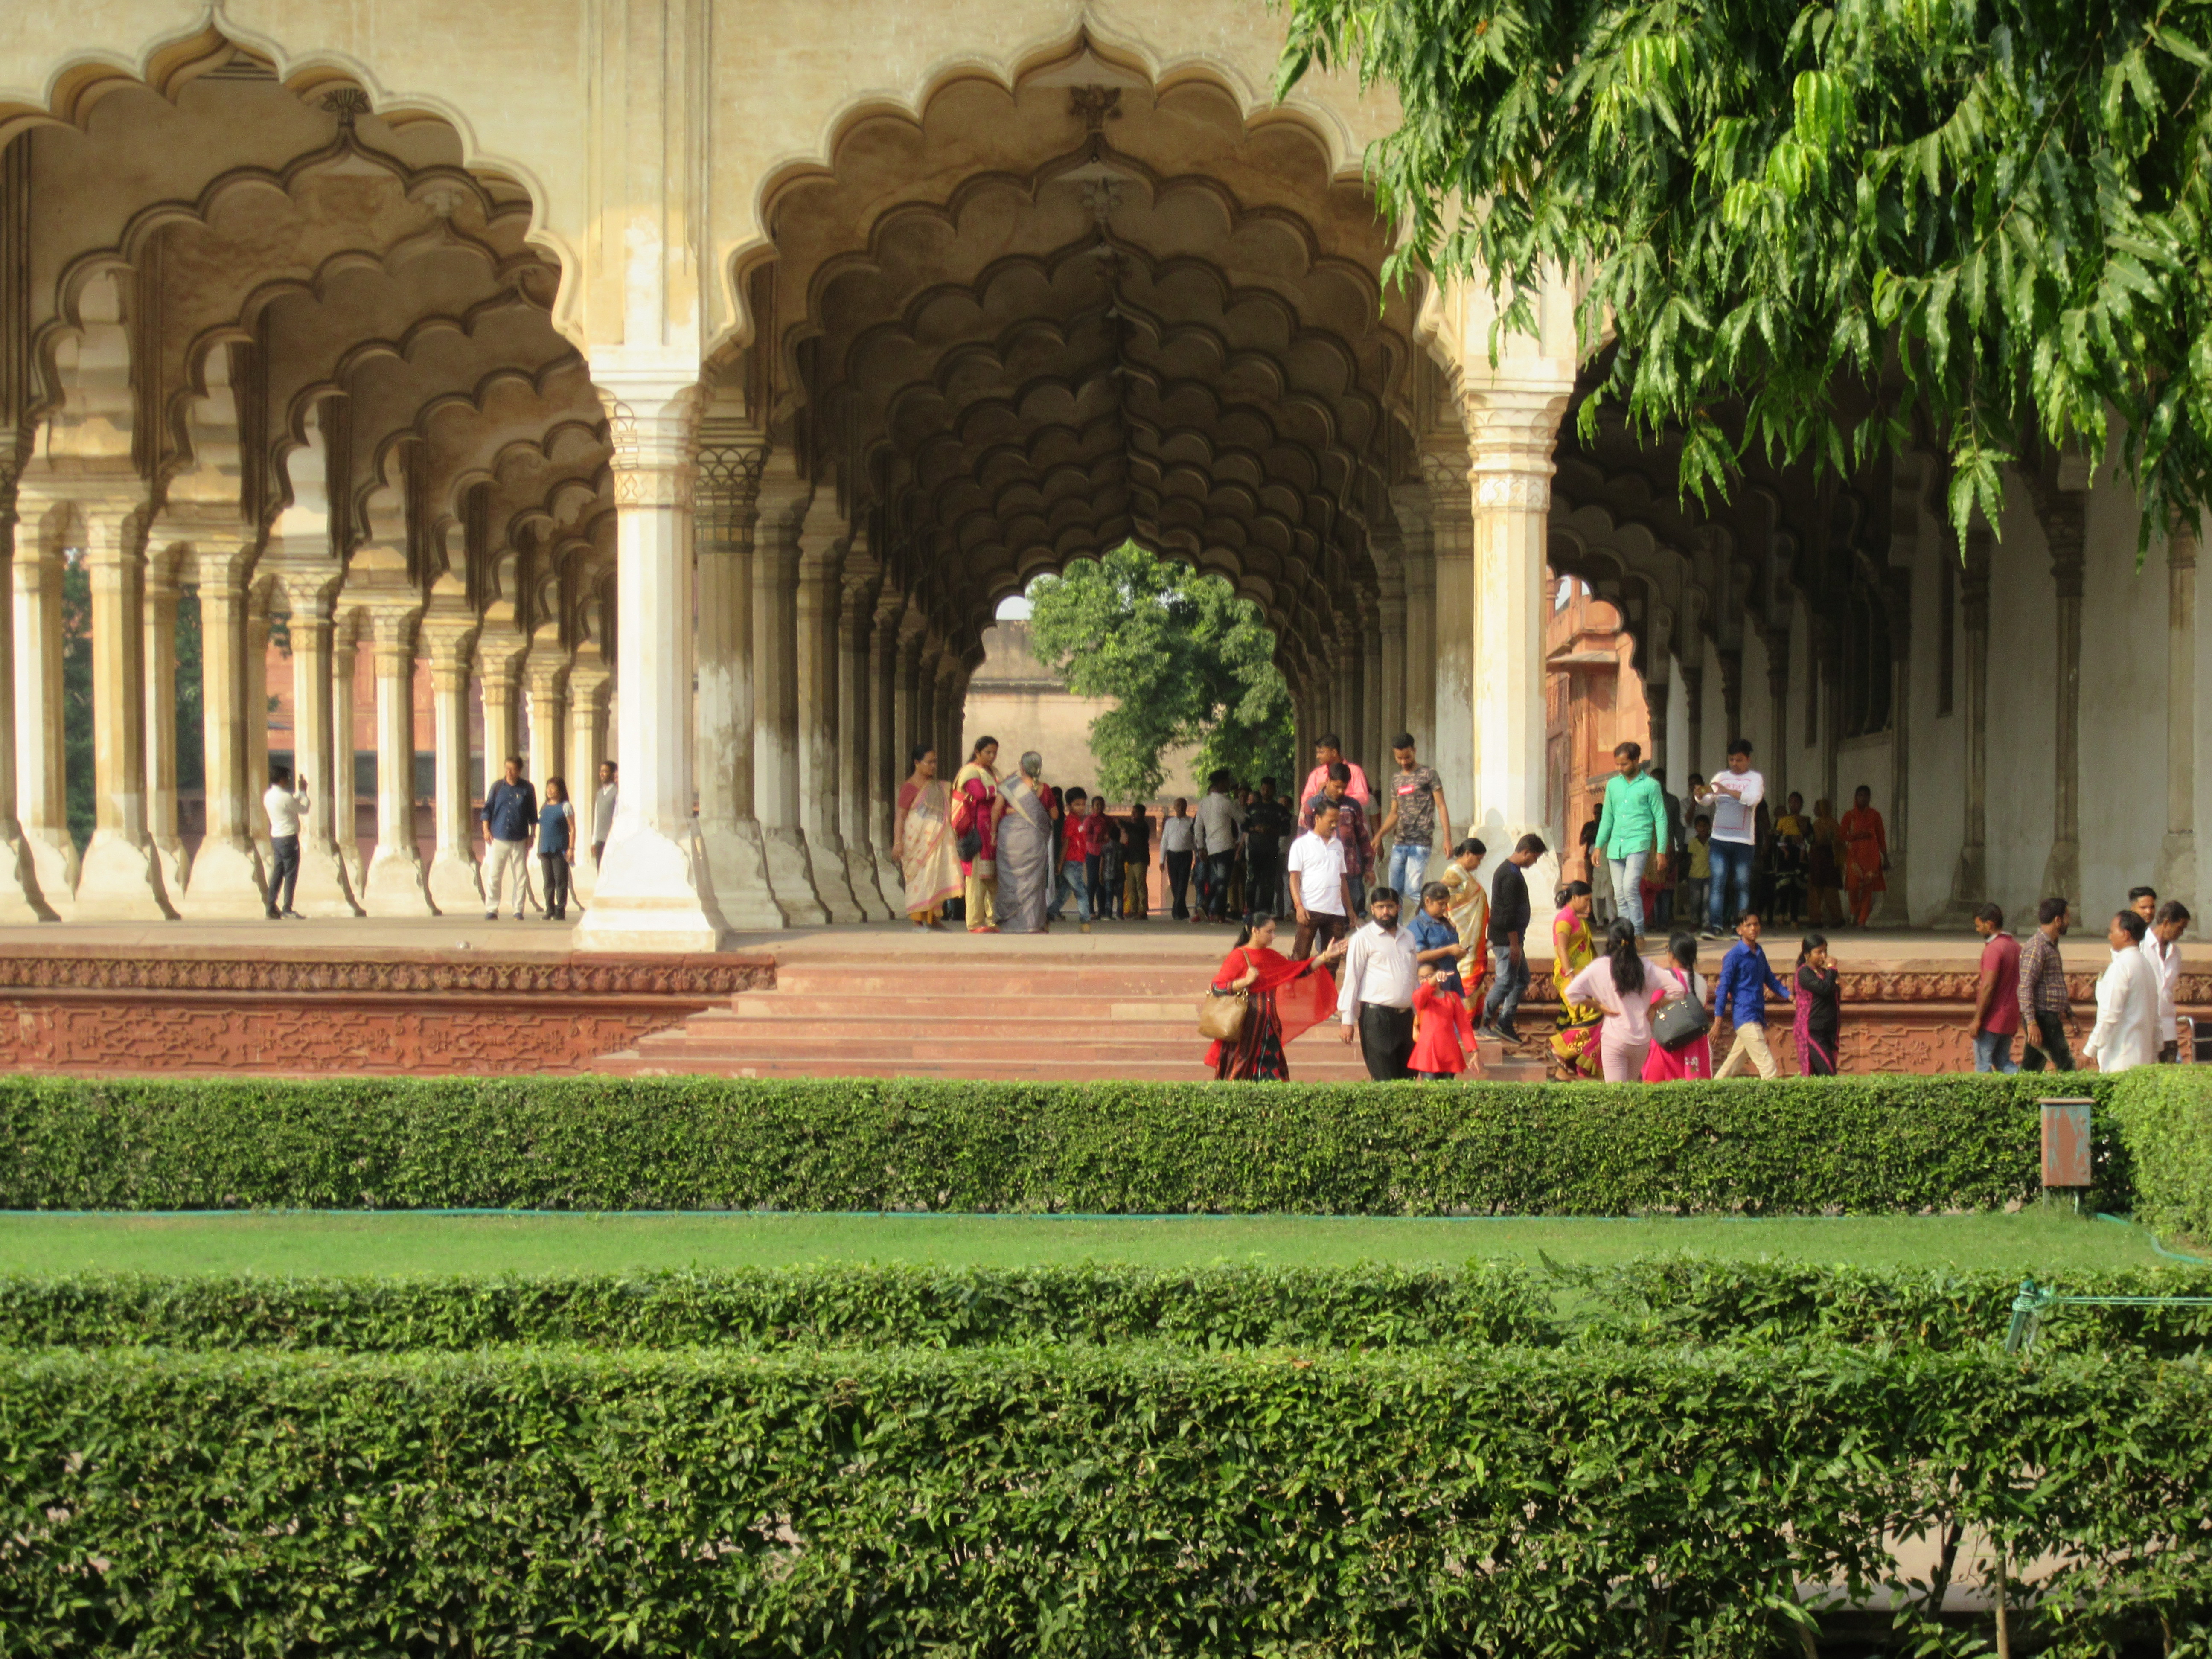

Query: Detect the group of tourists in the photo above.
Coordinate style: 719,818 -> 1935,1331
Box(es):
1968,887 -> 2189,1076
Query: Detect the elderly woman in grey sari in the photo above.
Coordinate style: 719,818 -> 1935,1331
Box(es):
995,751 -> 1057,933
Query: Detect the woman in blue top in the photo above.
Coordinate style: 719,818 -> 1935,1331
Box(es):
538,776 -> 576,921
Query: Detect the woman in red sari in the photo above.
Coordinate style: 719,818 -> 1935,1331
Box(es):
1840,784 -> 1888,927
1205,914 -> 1344,1080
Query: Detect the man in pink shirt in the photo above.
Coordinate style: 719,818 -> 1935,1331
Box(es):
1299,733 -> 1371,824
1970,902 -> 2022,1072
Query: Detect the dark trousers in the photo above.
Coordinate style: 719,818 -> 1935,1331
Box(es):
1483,944 -> 1530,1038
1165,849 -> 1193,918
1292,911 -> 1347,961
1198,850 -> 1234,917
1358,1002 -> 1416,1080
2022,1011 -> 2076,1072
540,852 -> 571,918
267,834 -> 300,914
1245,844 -> 1280,917
1085,855 -> 1104,916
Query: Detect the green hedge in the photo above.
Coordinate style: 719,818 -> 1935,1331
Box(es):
3,1344 -> 2205,1655
0,1071 -> 2136,1215
2110,1064 -> 2212,1243
5,1259 -> 2209,1356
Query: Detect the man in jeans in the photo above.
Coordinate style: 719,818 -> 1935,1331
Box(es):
482,754 -> 538,920
1194,772 -> 1242,922
1693,739 -> 1764,937
2017,896 -> 2076,1071
1376,733 -> 1450,903
1477,834 -> 1544,1043
1048,786 -> 1092,925
1970,902 -> 2022,1072
1591,739 -> 1668,937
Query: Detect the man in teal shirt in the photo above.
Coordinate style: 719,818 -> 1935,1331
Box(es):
1593,741 -> 1669,937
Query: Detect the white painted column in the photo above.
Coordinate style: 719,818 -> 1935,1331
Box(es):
1378,576 -> 1407,756
752,472 -> 829,925
573,383 -> 730,952
279,578 -> 361,917
693,425 -> 784,929
76,503 -> 174,920
362,606 -> 434,914
795,506 -> 863,923
566,652 -> 610,908
867,594 -> 908,906
1425,450 -> 1477,826
838,577 -> 892,919
13,533 -> 76,912
179,549 -> 267,917
1403,545 -> 1437,760
332,612 -> 365,895
246,582 -> 274,874
524,646 -> 568,800
477,641 -> 525,795
420,616 -> 483,914
2158,518 -> 2199,922
141,548 -> 189,898
0,477 -> 54,920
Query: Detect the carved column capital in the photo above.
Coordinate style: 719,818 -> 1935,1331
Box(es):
597,382 -> 704,510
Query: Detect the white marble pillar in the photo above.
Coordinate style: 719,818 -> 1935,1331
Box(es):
278,578 -> 361,916
420,617 -> 483,914
141,548 -> 189,898
246,582 -> 274,874
477,641 -> 525,795
751,472 -> 830,925
894,620 -> 925,782
76,504 -> 174,920
524,646 -> 568,801
1425,452 -> 1477,824
795,511 -> 863,923
362,606 -> 433,914
573,381 -> 730,951
0,477 -> 54,920
867,595 -> 908,907
332,612 -> 365,895
13,534 -> 76,912
1360,606 -> 1386,774
693,427 -> 785,931
1378,576 -> 1407,757
179,550 -> 267,917
838,577 -> 892,919
1403,546 -> 1437,760
2158,518 -> 2199,923
566,653 -> 610,908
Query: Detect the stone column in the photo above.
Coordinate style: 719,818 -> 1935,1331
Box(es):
912,635 -> 939,777
751,472 -> 829,925
1943,522 -> 1994,913
838,576 -> 892,918
1679,660 -> 1705,788
2157,517 -> 2199,923
868,594 -> 907,906
1378,575 -> 1407,758
1401,550 -> 1436,759
1764,650 -> 1790,816
1360,605 -> 1386,770
13,533 -> 76,911
331,612 -> 365,895
179,549 -> 267,917
1422,451 -> 1476,821
566,652 -> 610,908
2034,477 -> 2088,903
573,382 -> 729,951
420,615 -> 483,914
361,605 -> 433,914
795,508 -> 863,922
477,640 -> 525,792
141,547 -> 189,897
76,504 -> 174,920
894,618 -> 925,783
1327,625 -> 1355,752
278,577 -> 361,916
935,652 -> 964,768
0,477 -> 55,920
692,423 -> 784,930
246,582 -> 274,873
524,646 -> 568,802
1467,391 -> 1569,859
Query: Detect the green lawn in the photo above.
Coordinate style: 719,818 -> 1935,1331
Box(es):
0,1207 -> 2171,1278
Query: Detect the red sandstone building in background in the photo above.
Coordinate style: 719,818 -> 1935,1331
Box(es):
1546,575 -> 1652,880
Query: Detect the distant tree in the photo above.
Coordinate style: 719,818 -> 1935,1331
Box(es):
1025,543 -> 1296,801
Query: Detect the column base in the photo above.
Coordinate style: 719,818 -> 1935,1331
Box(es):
2156,831 -> 2197,928
73,830 -> 178,922
362,844 -> 438,916
839,840 -> 892,922
573,825 -> 732,952
872,842 -> 906,919
762,827 -> 830,926
341,841 -> 367,896
23,829 -> 79,921
428,846 -> 483,914
0,832 -> 60,923
179,838 -> 270,919
151,835 -> 190,901
806,829 -> 867,923
1875,853 -> 1910,926
701,818 -> 789,932
293,844 -> 364,918
1934,845 -> 1989,925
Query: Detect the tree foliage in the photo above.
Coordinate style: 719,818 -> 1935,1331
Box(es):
1025,543 -> 1294,800
1278,0 -> 2212,546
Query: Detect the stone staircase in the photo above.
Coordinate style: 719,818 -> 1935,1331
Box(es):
594,941 -> 1542,1082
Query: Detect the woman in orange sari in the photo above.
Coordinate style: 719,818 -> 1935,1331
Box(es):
1205,914 -> 1344,1080
1840,784 -> 1889,927
1550,882 -> 1604,1079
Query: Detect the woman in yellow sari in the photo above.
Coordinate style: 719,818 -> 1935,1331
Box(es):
1550,881 -> 1604,1078
892,745 -> 963,928
1438,838 -> 1491,999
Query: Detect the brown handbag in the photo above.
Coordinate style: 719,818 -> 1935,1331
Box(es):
1199,987 -> 1248,1042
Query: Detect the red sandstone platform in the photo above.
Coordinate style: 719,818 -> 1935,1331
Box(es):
1,917 -> 2205,1080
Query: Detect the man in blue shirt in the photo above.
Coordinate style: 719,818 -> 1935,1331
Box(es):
481,754 -> 538,921
1714,910 -> 1791,1077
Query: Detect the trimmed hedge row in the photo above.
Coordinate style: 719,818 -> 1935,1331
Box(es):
3,1343 -> 2206,1655
4,1259 -> 2209,1355
0,1071 -> 2141,1214
2110,1062 -> 2212,1243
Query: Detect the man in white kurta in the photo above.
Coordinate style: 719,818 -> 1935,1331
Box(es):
2084,911 -> 2163,1074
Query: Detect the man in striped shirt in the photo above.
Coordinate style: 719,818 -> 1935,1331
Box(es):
2017,896 -> 2077,1072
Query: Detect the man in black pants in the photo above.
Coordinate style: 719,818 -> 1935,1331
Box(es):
1335,885 -> 1420,1079
1241,777 -> 1289,919
1478,834 -> 1545,1043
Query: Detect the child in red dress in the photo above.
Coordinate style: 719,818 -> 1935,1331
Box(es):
1409,963 -> 1480,1079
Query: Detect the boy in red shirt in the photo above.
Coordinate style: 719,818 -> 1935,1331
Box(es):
1409,961 -> 1480,1079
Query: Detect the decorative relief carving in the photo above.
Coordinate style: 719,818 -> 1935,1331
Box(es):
1473,471 -> 1553,511
0,953 -> 769,998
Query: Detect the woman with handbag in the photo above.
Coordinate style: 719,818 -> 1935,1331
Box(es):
1202,914 -> 1345,1080
1560,916 -> 1668,1082
951,736 -> 1005,933
1641,930 -> 1715,1080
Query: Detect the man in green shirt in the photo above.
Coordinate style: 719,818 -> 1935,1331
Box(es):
1593,741 -> 1669,937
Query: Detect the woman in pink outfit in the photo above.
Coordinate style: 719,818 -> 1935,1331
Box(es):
1641,929 -> 1714,1081
1560,917 -> 1667,1082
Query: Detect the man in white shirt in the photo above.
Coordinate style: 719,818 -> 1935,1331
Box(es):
1286,801 -> 1352,960
260,766 -> 307,920
2141,899 -> 2189,1061
1193,772 -> 1243,923
1160,797 -> 1196,920
591,760 -> 619,867
1692,739 -> 1764,938
2084,909 -> 2164,1074
1336,884 -> 1420,1079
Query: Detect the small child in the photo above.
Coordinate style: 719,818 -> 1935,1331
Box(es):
1686,814 -> 1713,927
1794,931 -> 1841,1076
1099,824 -> 1127,920
1409,961 -> 1479,1079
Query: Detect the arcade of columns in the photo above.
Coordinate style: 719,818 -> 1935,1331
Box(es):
0,8 -> 2197,950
